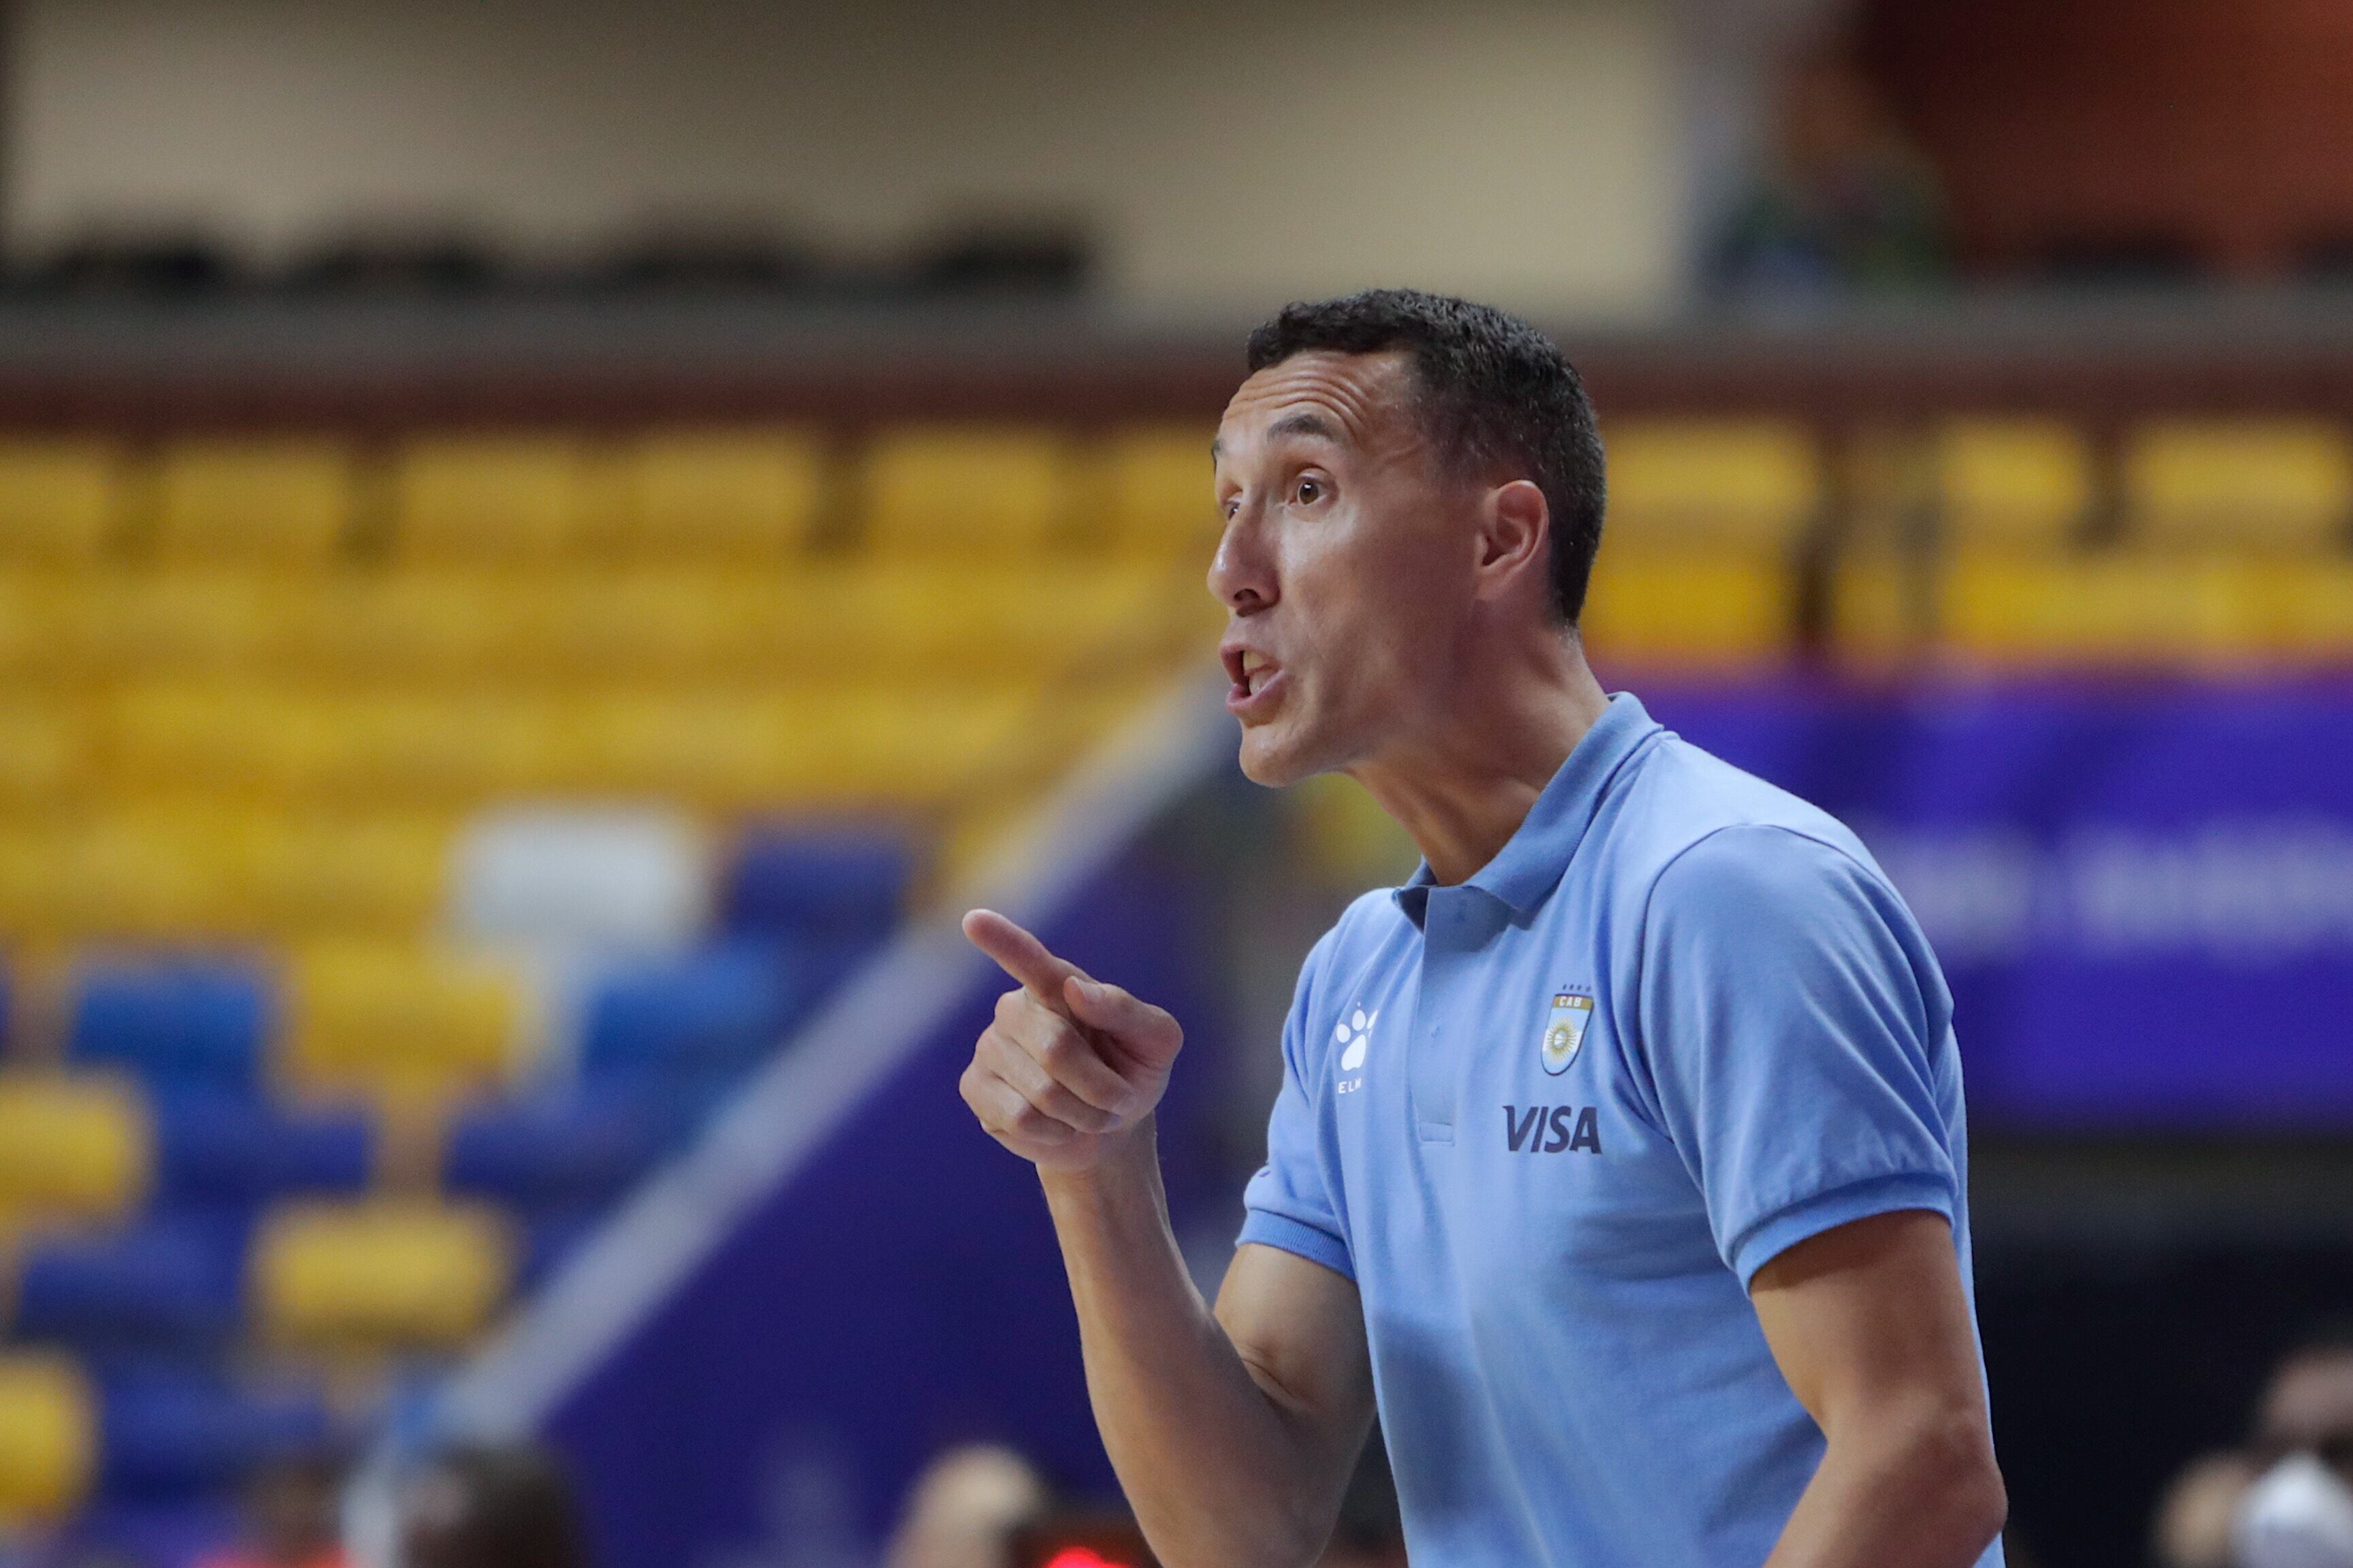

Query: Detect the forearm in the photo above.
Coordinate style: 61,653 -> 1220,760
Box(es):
1040,1122 -> 1348,1568
1764,1400 -> 2007,1568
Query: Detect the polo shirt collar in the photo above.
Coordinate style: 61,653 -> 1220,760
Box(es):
1393,692 -> 1660,928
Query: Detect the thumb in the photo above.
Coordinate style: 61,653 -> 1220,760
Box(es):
962,908 -> 1092,1016
1064,975 -> 1179,1065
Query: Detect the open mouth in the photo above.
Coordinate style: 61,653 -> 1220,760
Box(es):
1222,646 -> 1283,712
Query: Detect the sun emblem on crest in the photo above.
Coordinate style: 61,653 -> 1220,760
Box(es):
1541,991 -> 1594,1075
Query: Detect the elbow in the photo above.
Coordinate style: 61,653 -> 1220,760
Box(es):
1148,1498 -> 1333,1568
1950,1443 -> 2009,1556
1911,1406 -> 2009,1558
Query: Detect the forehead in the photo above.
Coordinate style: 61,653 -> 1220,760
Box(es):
1216,350 -> 1419,461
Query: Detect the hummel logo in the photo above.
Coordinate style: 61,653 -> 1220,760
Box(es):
1334,1008 -> 1375,1093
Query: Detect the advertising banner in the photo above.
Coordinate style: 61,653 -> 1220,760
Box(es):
1647,679 -> 2353,1129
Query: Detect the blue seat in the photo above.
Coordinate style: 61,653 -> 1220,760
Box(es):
577,943 -> 802,1087
444,1088 -> 678,1207
95,1363 -> 335,1499
150,1093 -> 372,1205
15,1212 -> 246,1349
719,825 -> 911,947
68,959 -> 272,1096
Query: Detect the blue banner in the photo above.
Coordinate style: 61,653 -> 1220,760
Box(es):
1642,678 -> 2353,1130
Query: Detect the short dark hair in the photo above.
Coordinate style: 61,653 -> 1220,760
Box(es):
1244,288 -> 1607,624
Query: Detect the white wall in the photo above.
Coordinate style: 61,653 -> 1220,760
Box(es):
5,0 -> 1689,319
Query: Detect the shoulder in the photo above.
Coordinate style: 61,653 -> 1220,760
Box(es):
1609,731 -> 1892,907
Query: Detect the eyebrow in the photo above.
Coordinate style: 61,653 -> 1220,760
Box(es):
1210,410 -> 1349,464
1266,411 -> 1343,445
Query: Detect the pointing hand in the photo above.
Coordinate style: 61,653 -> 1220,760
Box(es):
959,909 -> 1185,1172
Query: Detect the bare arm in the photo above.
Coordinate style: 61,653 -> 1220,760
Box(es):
960,911 -> 1375,1568
1752,1210 -> 2009,1568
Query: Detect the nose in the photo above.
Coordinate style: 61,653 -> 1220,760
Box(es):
1207,503 -> 1276,616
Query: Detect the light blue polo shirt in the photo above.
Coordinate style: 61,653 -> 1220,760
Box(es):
1239,693 -> 2001,1568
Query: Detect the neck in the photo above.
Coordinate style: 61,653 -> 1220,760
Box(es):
1349,632 -> 1611,886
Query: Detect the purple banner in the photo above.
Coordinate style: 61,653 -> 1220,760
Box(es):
1641,678 -> 2353,1131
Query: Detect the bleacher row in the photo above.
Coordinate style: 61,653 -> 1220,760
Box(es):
1587,416 -> 2353,667
0,424 -> 1226,1541
0,820 -> 911,1532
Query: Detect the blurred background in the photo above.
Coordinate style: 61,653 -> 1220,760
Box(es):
0,1 -> 2350,1565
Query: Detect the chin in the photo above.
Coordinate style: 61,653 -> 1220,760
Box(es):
1235,719 -> 1328,789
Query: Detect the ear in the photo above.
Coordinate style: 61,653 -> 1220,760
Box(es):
1470,478 -> 1551,605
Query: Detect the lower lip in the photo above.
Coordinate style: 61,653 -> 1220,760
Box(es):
1227,667 -> 1287,719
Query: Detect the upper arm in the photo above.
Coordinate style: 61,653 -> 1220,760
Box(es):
1750,1210 -> 1990,1444
1636,827 -> 1960,1283
1215,1243 -> 1377,1488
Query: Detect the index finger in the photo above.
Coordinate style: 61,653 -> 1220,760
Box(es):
962,908 -> 1093,1016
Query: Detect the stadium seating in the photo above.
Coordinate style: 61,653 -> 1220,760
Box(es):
861,427 -> 1078,554
393,435 -> 594,563
149,439 -> 355,566
1094,427 -> 1223,558
0,440 -> 122,566
68,959 -> 272,1095
1601,419 -> 1822,548
12,1212 -> 246,1349
280,945 -> 527,1110
0,1353 -> 97,1526
2123,420 -> 2353,552
1936,419 -> 2097,550
598,429 -> 826,560
251,1199 -> 512,1354
0,1074 -> 150,1224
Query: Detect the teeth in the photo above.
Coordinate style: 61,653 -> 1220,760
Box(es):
1240,651 -> 1270,674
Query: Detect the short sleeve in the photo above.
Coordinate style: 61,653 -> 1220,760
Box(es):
1634,825 -> 1958,1286
1238,937 -> 1353,1281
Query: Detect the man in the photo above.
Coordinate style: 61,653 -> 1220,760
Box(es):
959,289 -> 2006,1567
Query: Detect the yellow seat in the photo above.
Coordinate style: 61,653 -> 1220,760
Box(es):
246,814 -> 455,940
2258,558 -> 2353,662
91,571 -> 300,677
292,573 -> 540,680
600,430 -> 825,561
1094,427 -> 1222,560
768,561 -> 1173,683
0,440 -> 122,565
1937,420 -> 2095,550
150,439 -> 355,566
0,1353 -> 97,1527
282,944 -> 526,1109
5,810 -> 254,943
1602,420 -> 1821,551
106,684 -> 563,803
560,691 -> 803,808
0,1074 -> 150,1224
0,701 -> 86,807
0,572 -> 101,682
794,684 -> 1034,807
393,437 -> 591,565
2124,420 -> 2353,552
251,1199 -> 512,1354
861,428 -> 1076,556
1577,548 -> 1792,669
105,684 -> 326,798
530,570 -> 787,681
1939,550 -> 2267,667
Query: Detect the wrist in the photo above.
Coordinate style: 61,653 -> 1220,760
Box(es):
1038,1116 -> 1160,1205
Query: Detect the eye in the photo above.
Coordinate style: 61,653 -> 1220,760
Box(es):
1293,476 -> 1326,506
